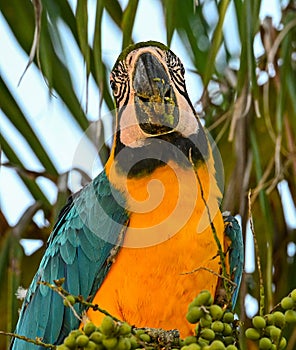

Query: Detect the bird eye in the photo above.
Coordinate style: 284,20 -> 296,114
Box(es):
110,80 -> 117,91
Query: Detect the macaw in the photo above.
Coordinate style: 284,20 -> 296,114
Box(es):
11,41 -> 243,349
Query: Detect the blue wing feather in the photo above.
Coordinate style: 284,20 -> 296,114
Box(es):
60,240 -> 76,264
223,213 -> 244,308
11,170 -> 129,349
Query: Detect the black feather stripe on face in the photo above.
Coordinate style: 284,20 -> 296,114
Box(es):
113,126 -> 209,178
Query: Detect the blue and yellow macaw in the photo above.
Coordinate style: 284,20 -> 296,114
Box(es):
11,41 -> 243,349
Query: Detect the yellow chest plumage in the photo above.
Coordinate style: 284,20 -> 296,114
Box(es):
87,161 -> 224,337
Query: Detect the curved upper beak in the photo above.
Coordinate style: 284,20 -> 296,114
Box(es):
133,52 -> 179,135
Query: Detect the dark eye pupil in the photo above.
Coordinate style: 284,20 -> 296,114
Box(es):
110,80 -> 117,91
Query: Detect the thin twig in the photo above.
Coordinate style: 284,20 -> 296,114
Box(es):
18,0 -> 42,86
207,110 -> 231,132
269,301 -> 282,314
39,281 -> 82,322
189,149 -> 231,303
39,280 -> 122,322
267,18 -> 296,65
0,331 -> 55,349
181,266 -> 236,287
248,190 -> 265,316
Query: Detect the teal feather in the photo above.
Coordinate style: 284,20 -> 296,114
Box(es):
60,240 -> 76,264
223,213 -> 244,308
66,257 -> 80,296
67,227 -> 80,247
11,170 -> 129,349
43,289 -> 64,341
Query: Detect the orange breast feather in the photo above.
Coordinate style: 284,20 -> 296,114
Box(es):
87,161 -> 224,337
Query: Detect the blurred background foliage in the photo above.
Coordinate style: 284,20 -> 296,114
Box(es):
0,0 -> 296,349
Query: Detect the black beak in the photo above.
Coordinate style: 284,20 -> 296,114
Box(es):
133,52 -> 179,135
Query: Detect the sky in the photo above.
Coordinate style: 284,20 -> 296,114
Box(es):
0,0 -> 295,317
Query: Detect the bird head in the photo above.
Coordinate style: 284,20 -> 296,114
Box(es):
107,41 -> 209,177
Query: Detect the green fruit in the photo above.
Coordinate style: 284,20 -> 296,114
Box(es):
188,301 -> 197,310
102,337 -> 118,349
184,336 -> 197,345
187,344 -> 201,350
63,295 -> 76,307
223,312 -> 234,324
139,333 -> 151,342
135,329 -> 145,336
119,322 -> 132,335
209,305 -> 224,320
223,323 -> 232,336
209,340 -> 225,349
84,322 -> 96,336
195,323 -> 200,334
200,314 -> 212,328
291,289 -> 296,302
226,346 -> 238,350
186,307 -> 204,324
264,326 -> 281,337
76,334 -> 89,347
56,346 -> 70,350
245,328 -> 261,340
279,337 -> 287,349
264,325 -> 275,336
195,290 -> 213,306
63,335 -> 76,348
252,316 -> 266,329
117,337 -> 132,350
259,337 -> 272,349
70,329 -> 83,338
90,331 -> 104,344
211,321 -> 224,333
266,314 -> 274,325
101,316 -> 115,336
270,326 -> 281,340
85,341 -> 99,350
281,296 -> 294,310
197,338 -> 210,347
224,336 -> 235,345
285,309 -> 296,323
130,336 -> 138,349
200,329 -> 215,341
273,311 -> 286,328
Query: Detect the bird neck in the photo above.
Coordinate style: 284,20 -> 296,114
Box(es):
105,152 -> 222,218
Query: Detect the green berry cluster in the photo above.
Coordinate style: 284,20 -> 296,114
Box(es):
183,290 -> 239,350
54,289 -> 296,349
56,315 -> 176,350
245,289 -> 296,349
56,316 -> 134,350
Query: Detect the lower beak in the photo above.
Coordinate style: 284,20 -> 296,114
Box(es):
133,52 -> 179,135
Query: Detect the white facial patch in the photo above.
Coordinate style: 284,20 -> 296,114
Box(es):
118,103 -> 149,148
174,94 -> 200,137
